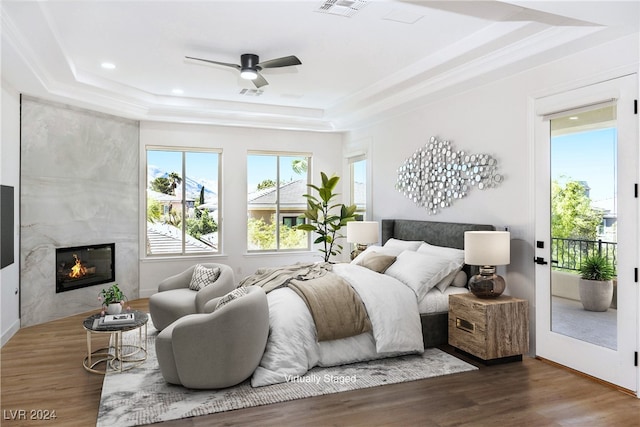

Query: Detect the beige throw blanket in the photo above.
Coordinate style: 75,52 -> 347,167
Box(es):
289,272 -> 372,341
239,262 -> 333,293
240,263 -> 372,341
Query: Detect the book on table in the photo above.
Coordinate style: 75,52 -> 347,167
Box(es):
102,312 -> 135,325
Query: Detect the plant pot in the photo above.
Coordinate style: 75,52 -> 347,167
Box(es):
106,303 -> 122,315
578,278 -> 613,312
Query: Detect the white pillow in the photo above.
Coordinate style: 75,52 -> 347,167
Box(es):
451,270 -> 468,287
384,250 -> 463,300
417,242 -> 465,292
417,242 -> 465,261
434,267 -> 462,293
382,238 -> 423,253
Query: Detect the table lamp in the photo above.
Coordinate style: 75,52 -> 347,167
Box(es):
346,221 -> 379,260
464,231 -> 511,298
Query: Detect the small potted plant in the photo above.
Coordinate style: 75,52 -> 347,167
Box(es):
98,283 -> 128,315
578,253 -> 614,312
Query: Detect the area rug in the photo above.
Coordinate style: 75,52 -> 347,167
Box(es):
97,321 -> 477,427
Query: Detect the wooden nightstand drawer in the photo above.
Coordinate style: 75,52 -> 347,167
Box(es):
448,293 -> 529,361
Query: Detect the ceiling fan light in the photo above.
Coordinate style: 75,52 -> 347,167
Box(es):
240,69 -> 258,80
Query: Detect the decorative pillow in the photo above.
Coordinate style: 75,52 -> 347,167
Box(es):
451,270 -> 468,287
384,250 -> 463,300
358,251 -> 397,274
382,238 -> 423,254
188,264 -> 221,291
214,287 -> 249,311
350,245 -> 398,264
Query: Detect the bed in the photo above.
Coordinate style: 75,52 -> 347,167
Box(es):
244,218 -> 495,387
381,219 -> 495,347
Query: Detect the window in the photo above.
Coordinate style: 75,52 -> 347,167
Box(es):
146,148 -> 221,255
247,152 -> 310,251
349,155 -> 367,220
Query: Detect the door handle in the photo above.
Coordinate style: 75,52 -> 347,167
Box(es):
534,257 -> 548,265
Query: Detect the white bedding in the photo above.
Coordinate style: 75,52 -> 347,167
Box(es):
417,285 -> 469,314
251,263 -> 424,387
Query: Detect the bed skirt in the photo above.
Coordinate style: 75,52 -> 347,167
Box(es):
420,312 -> 448,348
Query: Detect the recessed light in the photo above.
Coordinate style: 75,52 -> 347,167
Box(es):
172,88 -> 184,95
101,62 -> 116,70
569,116 -> 579,120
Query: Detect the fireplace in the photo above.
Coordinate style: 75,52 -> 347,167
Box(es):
56,243 -> 115,293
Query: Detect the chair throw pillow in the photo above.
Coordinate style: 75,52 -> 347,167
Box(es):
215,287 -> 249,311
188,264 -> 221,291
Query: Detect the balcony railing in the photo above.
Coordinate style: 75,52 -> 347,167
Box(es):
551,237 -> 617,275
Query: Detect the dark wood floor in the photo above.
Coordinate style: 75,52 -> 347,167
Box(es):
2,298 -> 640,426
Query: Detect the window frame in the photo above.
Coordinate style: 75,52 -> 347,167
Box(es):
145,146 -> 222,257
348,154 -> 367,221
247,150 -> 312,253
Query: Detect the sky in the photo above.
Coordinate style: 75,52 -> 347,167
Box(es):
247,155 -> 307,191
147,150 -> 219,184
551,127 -> 617,204
147,151 -> 308,193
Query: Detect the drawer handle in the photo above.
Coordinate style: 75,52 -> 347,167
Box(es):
456,317 -> 475,333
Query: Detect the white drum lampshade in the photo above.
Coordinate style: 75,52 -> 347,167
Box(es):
347,221 -> 379,260
464,231 -> 511,298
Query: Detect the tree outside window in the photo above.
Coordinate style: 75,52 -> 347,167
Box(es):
146,149 -> 220,255
247,153 -> 310,251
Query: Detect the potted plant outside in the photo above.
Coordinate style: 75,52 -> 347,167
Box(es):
578,253 -> 614,312
296,172 -> 357,262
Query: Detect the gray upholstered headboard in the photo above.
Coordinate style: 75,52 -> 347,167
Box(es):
381,219 -> 495,277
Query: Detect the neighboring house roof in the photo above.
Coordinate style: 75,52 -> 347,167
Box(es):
592,198 -> 617,217
146,222 -> 215,254
248,179 -> 308,209
147,189 -> 194,203
247,179 -> 366,210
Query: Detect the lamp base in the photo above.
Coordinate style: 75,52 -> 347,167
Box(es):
468,266 -> 505,298
350,244 -> 368,261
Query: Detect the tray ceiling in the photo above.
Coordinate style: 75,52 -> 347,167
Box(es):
2,1 -> 637,131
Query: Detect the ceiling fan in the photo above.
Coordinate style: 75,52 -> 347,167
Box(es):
185,53 -> 302,88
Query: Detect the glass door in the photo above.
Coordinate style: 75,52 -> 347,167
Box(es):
534,75 -> 638,393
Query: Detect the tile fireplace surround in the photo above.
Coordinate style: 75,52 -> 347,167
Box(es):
20,97 -> 139,327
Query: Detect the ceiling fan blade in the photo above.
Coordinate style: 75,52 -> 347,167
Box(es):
253,72 -> 269,88
185,56 -> 241,70
257,55 -> 301,69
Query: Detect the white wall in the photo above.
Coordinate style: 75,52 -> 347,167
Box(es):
344,33 -> 639,355
138,121 -> 344,296
1,81 -> 21,345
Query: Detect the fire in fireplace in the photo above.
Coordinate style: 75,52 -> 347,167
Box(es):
56,243 -> 115,293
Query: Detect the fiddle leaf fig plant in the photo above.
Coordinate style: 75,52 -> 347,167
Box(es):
296,172 -> 357,262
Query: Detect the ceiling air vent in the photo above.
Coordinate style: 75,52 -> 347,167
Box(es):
239,88 -> 264,97
316,0 -> 368,17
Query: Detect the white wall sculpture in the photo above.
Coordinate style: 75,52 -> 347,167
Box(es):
396,136 -> 503,215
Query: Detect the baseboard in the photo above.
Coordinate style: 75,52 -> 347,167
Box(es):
1,318 -> 20,347
139,289 -> 156,298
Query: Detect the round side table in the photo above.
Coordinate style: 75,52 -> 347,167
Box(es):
82,310 -> 149,374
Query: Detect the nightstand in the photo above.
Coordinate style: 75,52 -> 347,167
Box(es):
448,293 -> 529,363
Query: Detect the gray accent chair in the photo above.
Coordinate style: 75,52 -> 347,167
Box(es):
155,286 -> 270,389
149,263 -> 236,331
